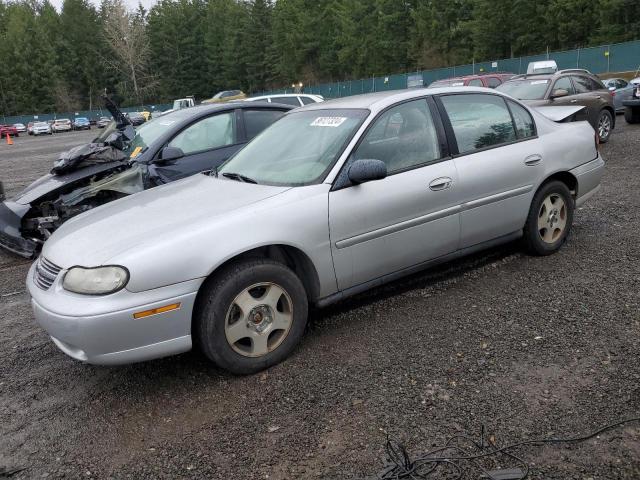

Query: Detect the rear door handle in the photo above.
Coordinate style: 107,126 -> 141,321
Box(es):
524,154 -> 543,166
429,177 -> 452,191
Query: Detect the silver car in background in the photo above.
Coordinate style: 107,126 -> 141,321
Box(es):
31,121 -> 52,135
28,88 -> 604,374
602,77 -> 636,112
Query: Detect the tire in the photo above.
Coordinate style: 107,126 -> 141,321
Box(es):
523,180 -> 574,256
596,109 -> 613,143
195,258 -> 308,374
625,107 -> 640,124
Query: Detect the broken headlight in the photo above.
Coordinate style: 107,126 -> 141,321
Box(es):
62,266 -> 129,295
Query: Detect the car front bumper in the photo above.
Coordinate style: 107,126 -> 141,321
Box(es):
28,262 -> 202,365
622,99 -> 640,107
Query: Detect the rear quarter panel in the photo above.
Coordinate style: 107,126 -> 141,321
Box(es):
533,110 -> 599,195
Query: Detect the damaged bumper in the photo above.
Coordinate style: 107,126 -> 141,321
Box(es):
0,200 -> 37,257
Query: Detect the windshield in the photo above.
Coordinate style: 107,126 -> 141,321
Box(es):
219,108 -> 368,186
496,79 -> 550,100
34,122 -> 48,127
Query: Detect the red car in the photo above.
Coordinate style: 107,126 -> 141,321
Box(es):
0,125 -> 19,137
429,73 -> 515,89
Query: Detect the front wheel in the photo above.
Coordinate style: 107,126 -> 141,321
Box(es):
523,181 -> 574,256
195,259 -> 308,374
597,109 -> 613,143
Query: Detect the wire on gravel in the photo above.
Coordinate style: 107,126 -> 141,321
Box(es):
372,417 -> 640,479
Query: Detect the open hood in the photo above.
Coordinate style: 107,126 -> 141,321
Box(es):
103,94 -> 132,129
50,96 -> 136,175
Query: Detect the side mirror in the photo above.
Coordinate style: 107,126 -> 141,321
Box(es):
158,146 -> 184,163
348,159 -> 387,185
550,88 -> 569,99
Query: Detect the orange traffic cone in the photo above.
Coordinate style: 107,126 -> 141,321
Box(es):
6,133 -> 13,145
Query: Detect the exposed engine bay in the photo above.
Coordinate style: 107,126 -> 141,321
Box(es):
21,164 -> 145,243
0,95 -> 150,257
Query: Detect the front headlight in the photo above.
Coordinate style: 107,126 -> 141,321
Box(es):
62,266 -> 129,295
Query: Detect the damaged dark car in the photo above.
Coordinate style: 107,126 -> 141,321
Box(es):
0,97 -> 293,257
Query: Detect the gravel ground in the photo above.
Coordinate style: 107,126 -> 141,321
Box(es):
0,123 -> 639,479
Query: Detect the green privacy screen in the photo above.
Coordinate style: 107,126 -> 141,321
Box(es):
267,39 -> 640,99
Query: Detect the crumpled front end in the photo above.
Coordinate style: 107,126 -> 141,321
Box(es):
0,198 -> 37,257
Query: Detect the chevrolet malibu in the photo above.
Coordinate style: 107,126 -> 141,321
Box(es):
28,88 -> 604,374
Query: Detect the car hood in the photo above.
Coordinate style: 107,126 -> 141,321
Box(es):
42,174 -> 291,268
13,161 -> 130,205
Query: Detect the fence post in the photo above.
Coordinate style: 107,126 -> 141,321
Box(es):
576,47 -> 580,68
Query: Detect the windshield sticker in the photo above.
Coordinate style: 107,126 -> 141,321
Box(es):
130,146 -> 143,159
531,80 -> 549,85
310,117 -> 348,127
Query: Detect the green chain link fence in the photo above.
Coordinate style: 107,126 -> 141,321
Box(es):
1,103 -> 173,128
260,39 -> 640,99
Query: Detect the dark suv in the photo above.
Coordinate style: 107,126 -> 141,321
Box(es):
497,69 -> 615,142
429,73 -> 515,89
622,83 -> 640,124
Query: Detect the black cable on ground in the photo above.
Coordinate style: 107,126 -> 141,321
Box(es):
373,417 -> 640,480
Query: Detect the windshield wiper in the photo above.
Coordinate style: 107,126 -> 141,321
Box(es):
221,172 -> 258,184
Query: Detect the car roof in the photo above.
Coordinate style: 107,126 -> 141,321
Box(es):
432,73 -> 513,82
250,93 -> 318,99
153,101 -> 294,123
296,87 -> 501,113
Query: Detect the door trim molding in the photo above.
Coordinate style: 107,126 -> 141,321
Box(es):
334,204 -> 461,249
319,230 -> 523,308
461,184 -> 533,211
333,184 -> 532,250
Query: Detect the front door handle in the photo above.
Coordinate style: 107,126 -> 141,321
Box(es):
429,177 -> 452,191
524,154 -> 543,166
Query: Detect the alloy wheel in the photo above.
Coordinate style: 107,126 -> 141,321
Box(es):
598,113 -> 611,140
224,282 -> 293,357
537,193 -> 567,244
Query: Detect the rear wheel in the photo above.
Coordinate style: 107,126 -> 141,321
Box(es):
523,181 -> 574,256
625,106 -> 640,124
195,259 -> 308,374
597,109 -> 613,143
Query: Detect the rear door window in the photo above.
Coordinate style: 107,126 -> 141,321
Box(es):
468,79 -> 484,87
168,112 -> 235,155
552,76 -> 575,95
507,101 -> 536,139
243,109 -> 286,140
271,96 -> 303,106
572,75 -> 594,93
440,94 -> 517,154
300,96 -> 317,105
486,77 -> 502,88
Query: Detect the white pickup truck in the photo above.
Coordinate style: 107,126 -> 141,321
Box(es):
157,97 -> 195,117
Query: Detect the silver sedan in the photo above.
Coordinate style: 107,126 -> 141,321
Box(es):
28,87 -> 605,374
